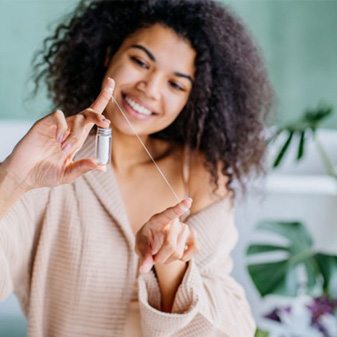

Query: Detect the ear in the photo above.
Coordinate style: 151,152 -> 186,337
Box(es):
104,47 -> 112,67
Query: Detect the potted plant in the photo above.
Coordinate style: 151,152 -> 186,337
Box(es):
247,219 -> 337,337
246,103 -> 337,337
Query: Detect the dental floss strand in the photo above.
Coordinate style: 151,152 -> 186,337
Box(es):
109,95 -> 181,203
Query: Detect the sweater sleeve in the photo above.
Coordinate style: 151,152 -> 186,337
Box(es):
0,187 -> 50,301
137,198 -> 256,337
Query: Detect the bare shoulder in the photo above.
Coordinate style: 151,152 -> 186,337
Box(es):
188,151 -> 231,215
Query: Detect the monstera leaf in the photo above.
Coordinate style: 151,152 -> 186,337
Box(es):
315,253 -> 337,298
246,220 -> 320,297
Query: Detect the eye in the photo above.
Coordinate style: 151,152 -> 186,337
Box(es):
169,80 -> 185,92
130,56 -> 149,69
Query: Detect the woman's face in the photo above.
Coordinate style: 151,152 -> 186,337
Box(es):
103,23 -> 196,136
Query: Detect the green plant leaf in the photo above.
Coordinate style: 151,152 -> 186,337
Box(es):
247,244 -> 288,255
314,253 -> 337,298
256,220 -> 313,248
267,128 -> 283,145
304,104 -> 333,130
248,260 -> 298,296
269,103 -> 334,169
255,328 -> 269,337
303,259 -> 320,292
246,220 -> 320,297
272,131 -> 294,168
296,130 -> 306,160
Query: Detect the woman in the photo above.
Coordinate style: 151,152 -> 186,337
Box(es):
0,0 -> 272,336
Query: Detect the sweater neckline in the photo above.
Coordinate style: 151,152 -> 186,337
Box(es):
75,135 -> 233,247
76,135 -> 135,249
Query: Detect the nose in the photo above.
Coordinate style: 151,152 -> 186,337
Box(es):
136,71 -> 162,100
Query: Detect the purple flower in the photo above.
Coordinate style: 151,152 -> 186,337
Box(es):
307,296 -> 337,323
265,306 -> 291,322
263,296 -> 337,337
307,296 -> 337,337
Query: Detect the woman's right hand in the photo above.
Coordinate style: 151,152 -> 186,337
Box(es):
2,77 -> 115,192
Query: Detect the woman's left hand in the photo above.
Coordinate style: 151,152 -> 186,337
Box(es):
135,198 -> 198,273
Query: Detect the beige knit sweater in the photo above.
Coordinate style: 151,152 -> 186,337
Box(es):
0,136 -> 255,337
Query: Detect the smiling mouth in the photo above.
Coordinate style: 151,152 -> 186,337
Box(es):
122,94 -> 156,117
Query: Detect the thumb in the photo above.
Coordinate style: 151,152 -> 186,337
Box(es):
152,197 -> 193,227
62,158 -> 105,183
139,252 -> 154,274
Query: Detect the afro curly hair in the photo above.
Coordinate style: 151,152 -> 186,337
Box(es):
33,0 -> 273,195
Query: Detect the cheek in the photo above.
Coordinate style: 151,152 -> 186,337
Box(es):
106,62 -> 140,86
166,94 -> 189,118
159,96 -> 188,127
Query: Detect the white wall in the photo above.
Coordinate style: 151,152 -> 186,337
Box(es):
0,121 -> 32,336
0,121 -> 33,160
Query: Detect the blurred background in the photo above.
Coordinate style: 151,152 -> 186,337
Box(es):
1,1 -> 337,336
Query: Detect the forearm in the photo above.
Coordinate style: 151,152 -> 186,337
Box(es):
154,260 -> 188,312
0,161 -> 28,219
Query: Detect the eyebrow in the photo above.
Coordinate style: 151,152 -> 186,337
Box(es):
129,44 -> 194,84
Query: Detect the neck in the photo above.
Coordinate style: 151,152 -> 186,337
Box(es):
110,127 -> 171,174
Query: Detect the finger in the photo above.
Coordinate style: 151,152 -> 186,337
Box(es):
61,115 -> 84,156
153,219 -> 180,264
176,223 -> 190,257
62,158 -> 104,184
61,113 -> 91,160
135,230 -> 153,261
150,230 -> 164,256
136,231 -> 154,274
139,253 -> 154,274
61,109 -> 111,158
81,108 -> 111,128
150,198 -> 193,227
181,227 -> 198,262
53,110 -> 69,143
165,223 -> 190,264
90,77 -> 115,114
60,129 -> 71,145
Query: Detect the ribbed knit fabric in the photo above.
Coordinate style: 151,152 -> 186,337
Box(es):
0,135 -> 256,337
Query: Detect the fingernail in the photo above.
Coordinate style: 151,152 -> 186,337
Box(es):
62,143 -> 72,154
179,205 -> 190,213
106,77 -> 115,92
96,165 -> 107,172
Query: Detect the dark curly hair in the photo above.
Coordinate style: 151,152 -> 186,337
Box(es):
33,0 -> 273,194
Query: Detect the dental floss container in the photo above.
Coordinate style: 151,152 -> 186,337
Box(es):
96,127 -> 112,165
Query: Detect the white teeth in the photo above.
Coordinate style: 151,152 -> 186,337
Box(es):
125,96 -> 152,116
